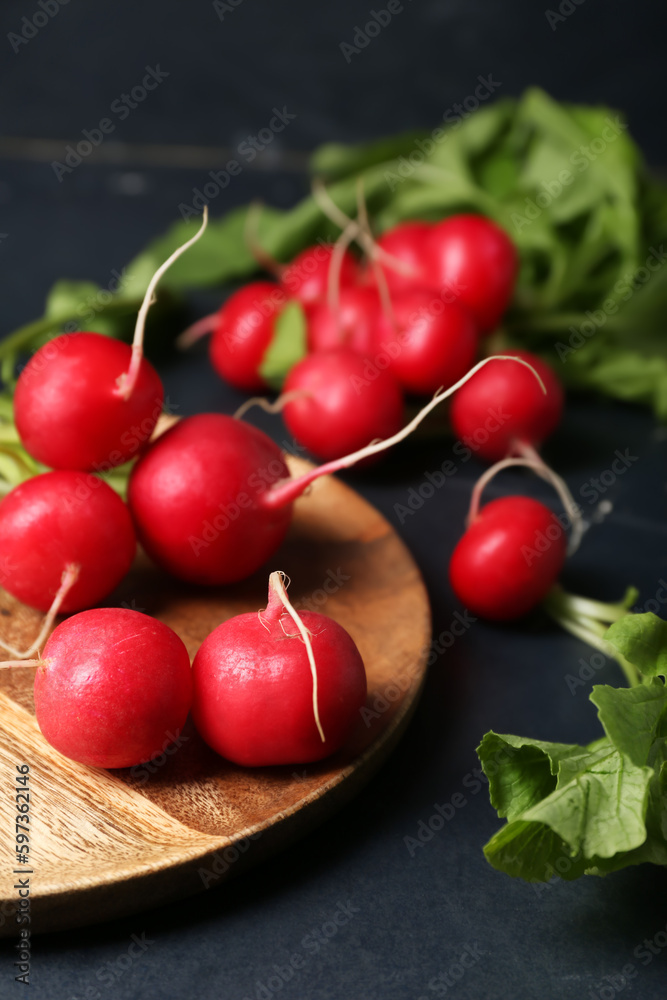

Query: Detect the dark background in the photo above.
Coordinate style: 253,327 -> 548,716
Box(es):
2,2 -> 667,998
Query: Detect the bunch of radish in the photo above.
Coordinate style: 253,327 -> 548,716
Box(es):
179,206 -> 520,462
179,198 -> 581,621
0,202 -> 570,776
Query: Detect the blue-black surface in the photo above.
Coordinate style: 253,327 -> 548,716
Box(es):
1,2 -> 667,996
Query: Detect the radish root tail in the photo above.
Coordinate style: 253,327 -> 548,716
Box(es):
0,563 -> 80,660
116,206 -> 209,401
268,570 -> 325,743
263,355 -> 547,511
234,390 -> 313,422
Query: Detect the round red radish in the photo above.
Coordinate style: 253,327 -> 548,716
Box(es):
0,471 -> 136,612
376,291 -> 478,395
281,244 -> 358,305
449,496 -> 566,620
33,608 -> 192,768
307,286 -> 382,356
282,347 -> 404,461
14,333 -> 163,472
128,414 -> 292,585
192,573 -> 366,766
449,350 -> 563,462
370,221 -> 434,295
426,214 -> 518,332
209,281 -> 285,392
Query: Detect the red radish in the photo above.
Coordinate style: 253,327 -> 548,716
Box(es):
14,333 -> 164,471
14,210 -> 208,472
426,214 -> 518,332
208,281 -> 286,392
128,356 -> 543,587
370,221 -> 434,295
306,286 -> 382,356
449,496 -> 566,620
282,347 -> 404,461
0,470 -> 136,613
449,350 -> 563,462
28,608 -> 192,768
376,291 -> 478,395
192,571 -> 366,766
281,244 -> 359,305
128,413 -> 292,585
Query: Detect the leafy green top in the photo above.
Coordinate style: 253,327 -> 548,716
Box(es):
478,613 -> 667,882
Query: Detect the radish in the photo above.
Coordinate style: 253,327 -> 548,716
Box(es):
369,221 -> 434,295
282,347 -> 404,461
426,214 -> 518,332
375,291 -> 478,395
0,470 -> 136,615
128,356 -> 544,587
209,281 -> 286,392
449,495 -> 567,620
10,608 -> 192,769
14,210 -> 208,472
192,571 -> 366,766
128,413 -> 292,585
177,281 -> 286,392
449,349 -> 563,462
281,243 -> 359,305
306,286 -> 382,356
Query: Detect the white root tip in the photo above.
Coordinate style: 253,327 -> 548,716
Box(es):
268,571 -> 325,743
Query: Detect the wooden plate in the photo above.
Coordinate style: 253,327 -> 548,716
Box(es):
0,457 -> 430,935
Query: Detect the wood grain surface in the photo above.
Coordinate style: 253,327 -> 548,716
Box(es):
0,457 -> 431,935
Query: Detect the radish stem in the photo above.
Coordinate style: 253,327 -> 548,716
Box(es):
116,207 -> 209,401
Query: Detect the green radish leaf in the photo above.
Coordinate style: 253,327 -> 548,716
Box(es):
481,738 -> 653,880
605,614 -> 667,679
591,680 -> 667,764
311,130 -> 430,180
258,300 -> 307,391
45,280 -> 102,321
